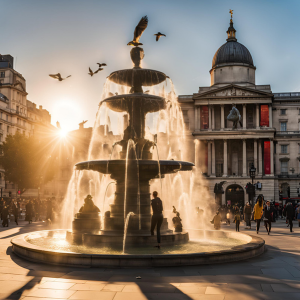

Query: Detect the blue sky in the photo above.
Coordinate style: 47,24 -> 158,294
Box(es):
1,0 -> 300,131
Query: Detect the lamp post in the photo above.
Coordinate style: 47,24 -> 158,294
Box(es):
249,163 -> 256,208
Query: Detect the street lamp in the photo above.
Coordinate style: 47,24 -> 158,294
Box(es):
249,163 -> 256,208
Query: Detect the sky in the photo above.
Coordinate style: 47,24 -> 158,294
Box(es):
1,0 -> 300,132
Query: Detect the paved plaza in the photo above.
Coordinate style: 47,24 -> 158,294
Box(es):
0,220 -> 299,300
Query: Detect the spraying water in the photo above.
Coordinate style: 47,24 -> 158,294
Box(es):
123,212 -> 135,253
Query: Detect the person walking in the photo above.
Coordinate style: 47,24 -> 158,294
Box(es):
285,202 -> 295,232
244,202 -> 252,229
253,196 -> 264,234
150,191 -> 163,249
263,200 -> 273,235
11,201 -> 19,225
2,205 -> 9,227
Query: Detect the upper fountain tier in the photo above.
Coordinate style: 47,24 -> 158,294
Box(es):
107,47 -> 167,94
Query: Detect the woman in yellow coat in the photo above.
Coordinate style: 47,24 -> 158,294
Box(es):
253,195 -> 264,234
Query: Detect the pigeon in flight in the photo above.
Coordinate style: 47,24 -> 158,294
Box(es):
127,16 -> 148,47
94,67 -> 103,74
88,67 -> 94,76
49,73 -> 71,81
154,32 -> 166,41
97,63 -> 107,67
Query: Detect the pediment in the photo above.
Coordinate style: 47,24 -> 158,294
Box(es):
13,81 -> 26,92
193,84 -> 272,100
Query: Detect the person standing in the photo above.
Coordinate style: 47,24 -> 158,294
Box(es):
253,196 -> 263,234
211,211 -> 221,230
150,191 -> 163,249
285,202 -> 295,232
296,204 -> 300,227
11,201 -> 19,225
263,201 -> 273,235
244,202 -> 252,229
234,207 -> 241,232
26,200 -> 34,224
2,205 -> 9,227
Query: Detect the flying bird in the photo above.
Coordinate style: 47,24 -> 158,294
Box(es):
154,32 -> 166,41
127,16 -> 148,46
94,67 -> 103,74
88,67 -> 94,76
97,63 -> 107,67
49,73 -> 71,81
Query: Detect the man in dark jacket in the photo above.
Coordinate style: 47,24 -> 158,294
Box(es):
150,191 -> 163,249
285,202 -> 295,232
2,206 -> 9,227
244,202 -> 252,229
264,201 -> 273,234
11,201 -> 19,225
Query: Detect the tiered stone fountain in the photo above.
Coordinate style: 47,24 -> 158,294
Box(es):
70,46 -> 193,246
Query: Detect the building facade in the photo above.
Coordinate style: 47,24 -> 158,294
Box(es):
178,17 -> 300,206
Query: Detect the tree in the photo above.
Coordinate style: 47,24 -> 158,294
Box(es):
0,132 -> 56,192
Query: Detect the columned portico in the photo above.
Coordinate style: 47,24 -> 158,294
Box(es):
223,139 -> 228,177
242,139 -> 247,176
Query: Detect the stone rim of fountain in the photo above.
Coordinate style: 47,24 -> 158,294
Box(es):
11,229 -> 265,267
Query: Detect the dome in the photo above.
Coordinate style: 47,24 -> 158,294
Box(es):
212,41 -> 254,69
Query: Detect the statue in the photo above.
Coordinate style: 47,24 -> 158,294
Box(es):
79,195 -> 100,213
79,120 -> 88,129
229,9 -> 234,19
227,104 -> 242,130
172,206 -> 183,232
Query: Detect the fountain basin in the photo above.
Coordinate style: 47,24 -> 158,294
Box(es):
75,159 -> 194,175
11,229 -> 264,267
102,94 -> 166,114
108,69 -> 167,87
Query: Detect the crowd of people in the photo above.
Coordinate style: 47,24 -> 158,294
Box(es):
0,198 -> 60,227
212,195 -> 300,234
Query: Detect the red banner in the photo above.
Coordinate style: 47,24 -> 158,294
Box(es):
264,141 -> 270,175
201,106 -> 209,129
260,105 -> 269,127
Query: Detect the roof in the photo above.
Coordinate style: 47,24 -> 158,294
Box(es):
212,41 -> 254,69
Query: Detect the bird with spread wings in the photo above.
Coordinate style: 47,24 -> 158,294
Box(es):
49,73 -> 71,81
127,16 -> 148,47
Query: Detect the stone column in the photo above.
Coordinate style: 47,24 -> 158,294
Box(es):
254,139 -> 258,175
198,107 -> 201,130
207,141 -> 211,176
269,104 -> 273,128
258,140 -> 262,176
211,140 -> 216,177
243,104 -> 246,129
208,106 -> 212,131
256,104 -> 260,129
195,139 -> 201,170
223,139 -> 228,177
221,104 -> 225,130
211,106 -> 215,130
243,139 -> 247,177
194,106 -> 198,131
270,139 -> 274,175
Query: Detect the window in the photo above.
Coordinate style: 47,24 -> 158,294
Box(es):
0,123 -> 2,130
0,72 -> 4,78
7,126 -> 9,133
200,106 -> 209,129
280,122 -> 287,131
281,145 -> 288,154
280,109 -> 286,115
281,161 -> 288,174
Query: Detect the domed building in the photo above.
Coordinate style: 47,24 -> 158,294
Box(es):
210,19 -> 256,86
179,15 -> 300,207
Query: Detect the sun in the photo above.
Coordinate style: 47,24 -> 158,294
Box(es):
58,129 -> 68,138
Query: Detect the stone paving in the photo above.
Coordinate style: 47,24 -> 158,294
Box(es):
0,219 -> 299,299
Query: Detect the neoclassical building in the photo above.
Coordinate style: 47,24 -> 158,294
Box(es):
179,17 -> 300,206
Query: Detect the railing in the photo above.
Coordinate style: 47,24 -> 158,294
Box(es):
274,92 -> 300,97
276,131 -> 300,135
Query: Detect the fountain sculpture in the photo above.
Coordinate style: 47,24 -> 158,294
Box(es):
70,44 -> 194,247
